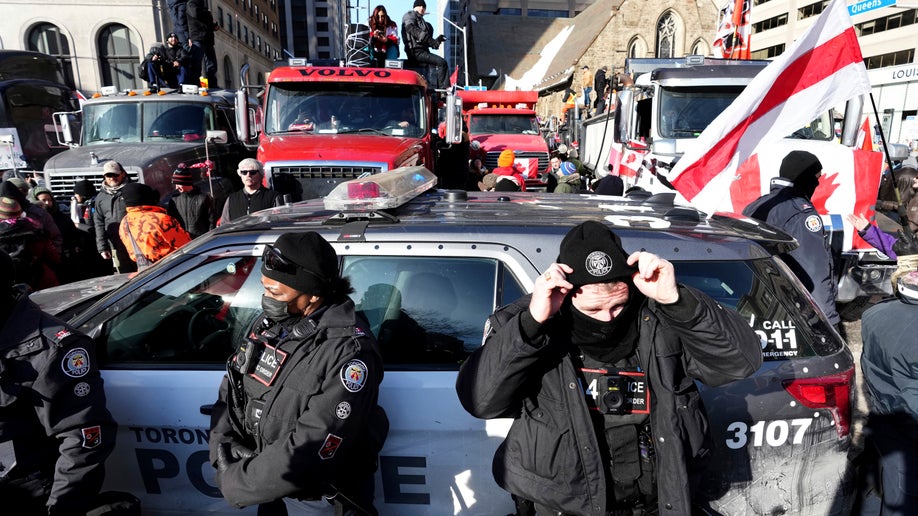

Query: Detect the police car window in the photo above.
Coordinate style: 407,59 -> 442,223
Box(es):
343,256 -> 523,369
673,259 -> 842,361
93,256 -> 262,364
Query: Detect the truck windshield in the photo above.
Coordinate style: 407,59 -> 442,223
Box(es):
264,82 -> 426,138
659,86 -> 742,138
659,85 -> 835,141
83,101 -> 214,144
469,114 -> 539,135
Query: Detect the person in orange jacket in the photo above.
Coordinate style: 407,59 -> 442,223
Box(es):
118,182 -> 191,267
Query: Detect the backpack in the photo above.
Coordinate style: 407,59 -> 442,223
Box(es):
138,60 -> 150,83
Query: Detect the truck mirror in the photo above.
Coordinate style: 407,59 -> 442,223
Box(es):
444,95 -> 463,144
206,130 -> 228,144
235,90 -> 251,144
53,111 -> 78,147
889,143 -> 910,162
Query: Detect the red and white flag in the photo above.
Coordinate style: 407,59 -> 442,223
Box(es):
713,0 -> 751,60
669,0 -> 871,216
856,117 -> 873,152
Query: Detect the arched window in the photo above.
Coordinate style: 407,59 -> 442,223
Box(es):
98,24 -> 141,90
223,56 -> 234,90
628,37 -> 647,59
691,39 -> 709,57
27,22 -> 75,88
657,11 -> 677,58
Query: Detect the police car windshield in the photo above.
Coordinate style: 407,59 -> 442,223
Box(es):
264,83 -> 426,137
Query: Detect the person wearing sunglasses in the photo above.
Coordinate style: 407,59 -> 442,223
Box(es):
209,232 -> 388,515
93,160 -> 137,273
218,158 -> 281,226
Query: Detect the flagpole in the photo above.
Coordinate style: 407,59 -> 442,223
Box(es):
868,92 -> 918,251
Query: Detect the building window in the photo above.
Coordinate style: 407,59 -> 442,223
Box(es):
317,22 -> 329,31
656,11 -> 677,58
691,39 -> 708,56
753,13 -> 788,33
217,7 -> 224,28
628,37 -> 647,59
98,23 -> 141,90
865,48 -> 915,69
223,56 -> 234,90
857,9 -> 916,36
26,22 -> 75,88
751,44 -> 785,59
316,7 -> 328,17
318,37 -> 330,47
226,14 -> 234,35
798,1 -> 828,20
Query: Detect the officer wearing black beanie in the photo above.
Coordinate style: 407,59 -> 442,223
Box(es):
209,231 -> 389,515
743,151 -> 840,328
457,221 -> 762,515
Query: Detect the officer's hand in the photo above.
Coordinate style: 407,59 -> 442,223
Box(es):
230,444 -> 256,461
628,251 -> 679,304
216,443 -> 232,472
529,263 -> 574,324
437,34 -> 446,43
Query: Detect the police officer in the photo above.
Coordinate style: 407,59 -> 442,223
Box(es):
209,232 -> 388,515
855,268 -> 918,514
743,151 -> 840,327
0,249 -> 119,515
456,221 -> 762,515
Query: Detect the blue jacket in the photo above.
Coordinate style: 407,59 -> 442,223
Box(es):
743,178 -> 839,325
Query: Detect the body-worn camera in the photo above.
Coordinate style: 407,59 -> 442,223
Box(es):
600,370 -> 649,415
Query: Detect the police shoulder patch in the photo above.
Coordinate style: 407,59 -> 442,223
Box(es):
804,214 -> 823,232
81,426 -> 102,448
74,382 -> 91,397
62,348 -> 91,378
340,359 -> 368,392
318,433 -> 343,460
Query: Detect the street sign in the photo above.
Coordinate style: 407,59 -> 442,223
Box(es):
848,0 -> 897,16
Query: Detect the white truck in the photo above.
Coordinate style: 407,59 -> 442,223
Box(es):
582,55 -> 891,302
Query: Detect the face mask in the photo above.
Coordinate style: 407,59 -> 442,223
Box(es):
261,295 -> 291,322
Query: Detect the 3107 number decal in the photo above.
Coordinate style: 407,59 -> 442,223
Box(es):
725,418 -> 813,449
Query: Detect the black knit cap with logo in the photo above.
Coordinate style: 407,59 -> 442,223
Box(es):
262,232 -> 339,296
557,220 -> 637,287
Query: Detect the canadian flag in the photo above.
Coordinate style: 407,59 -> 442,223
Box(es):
856,117 -> 873,152
669,0 -> 872,217
618,140 -> 649,178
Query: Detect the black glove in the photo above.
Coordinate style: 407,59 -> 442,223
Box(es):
216,442 -> 256,472
437,34 -> 446,43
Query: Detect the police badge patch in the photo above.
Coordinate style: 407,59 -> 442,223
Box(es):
340,359 -> 368,392
585,251 -> 613,277
804,215 -> 823,232
62,348 -> 90,378
81,426 -> 102,448
335,401 -> 351,420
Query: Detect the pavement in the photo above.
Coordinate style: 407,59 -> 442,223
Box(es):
841,302 -> 870,450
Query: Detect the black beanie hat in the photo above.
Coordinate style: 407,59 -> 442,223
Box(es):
261,232 -> 339,296
413,0 -> 426,8
122,182 -> 155,207
779,151 -> 822,182
558,220 -> 637,287
74,179 -> 97,198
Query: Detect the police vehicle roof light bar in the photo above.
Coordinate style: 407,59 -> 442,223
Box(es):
323,166 -> 437,211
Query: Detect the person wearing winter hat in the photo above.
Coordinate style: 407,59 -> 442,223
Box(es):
0,196 -> 60,289
167,166 -> 215,239
743,151 -> 841,330
209,231 -> 388,515
94,160 -> 135,273
457,220 -> 761,516
492,149 -> 526,191
552,161 -> 581,194
401,0 -> 449,90
1,179 -> 63,256
118,182 -> 190,267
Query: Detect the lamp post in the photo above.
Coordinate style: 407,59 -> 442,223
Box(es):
442,17 -> 468,87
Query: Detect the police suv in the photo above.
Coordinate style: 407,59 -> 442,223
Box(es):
33,168 -> 855,515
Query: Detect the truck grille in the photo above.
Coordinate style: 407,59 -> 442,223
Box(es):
484,151 -> 549,173
47,169 -> 142,203
272,164 -> 383,179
